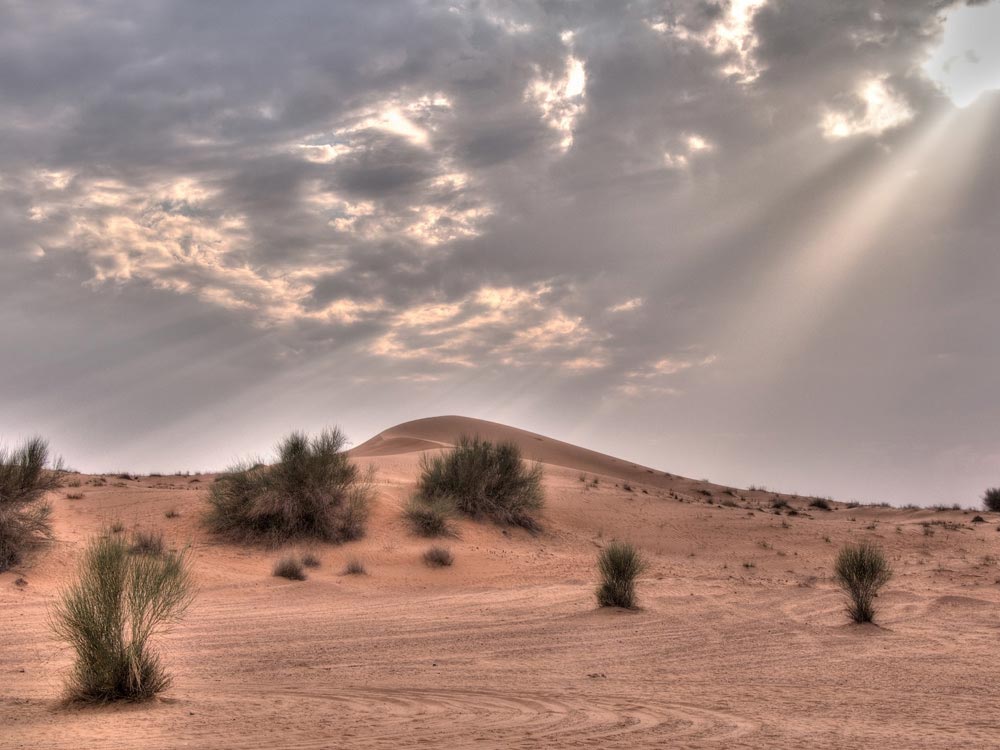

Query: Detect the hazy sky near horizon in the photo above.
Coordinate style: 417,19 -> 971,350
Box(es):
2,0 -> 998,506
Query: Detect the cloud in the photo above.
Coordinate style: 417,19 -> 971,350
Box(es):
1,0 -> 998,508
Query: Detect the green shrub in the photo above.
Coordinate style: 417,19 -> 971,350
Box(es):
983,488 -> 1000,513
834,542 -> 892,624
206,428 -> 373,544
596,541 -> 647,609
51,532 -> 193,702
402,496 -> 454,537
273,556 -> 306,580
416,435 -> 543,529
0,437 -> 62,572
422,546 -> 453,567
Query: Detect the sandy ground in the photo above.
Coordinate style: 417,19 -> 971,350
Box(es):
3,416 -> 1000,749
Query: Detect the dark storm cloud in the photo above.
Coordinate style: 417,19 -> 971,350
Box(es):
1,0 -> 998,506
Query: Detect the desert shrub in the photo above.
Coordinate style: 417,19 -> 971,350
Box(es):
972,515 -> 986,524
809,498 -> 832,511
342,557 -> 365,575
422,546 -> 454,567
416,435 -> 543,530
273,556 -> 306,580
771,498 -> 789,510
164,509 -> 180,519
0,437 -> 62,572
129,530 -> 165,556
596,541 -> 647,609
301,551 -> 321,568
834,542 -> 892,624
206,428 -> 374,544
66,493 -> 85,500
983,488 -> 1000,513
51,532 -> 193,702
402,496 -> 454,537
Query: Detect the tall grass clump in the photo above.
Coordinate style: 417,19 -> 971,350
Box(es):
206,428 -> 373,544
983,488 -> 1000,513
834,541 -> 892,624
51,531 -> 194,702
596,541 -> 647,609
416,435 -> 543,530
0,437 -> 62,572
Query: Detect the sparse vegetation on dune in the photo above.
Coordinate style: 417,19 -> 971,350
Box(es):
416,435 -> 543,530
0,437 -> 62,572
402,495 -> 455,537
51,531 -> 194,702
273,556 -> 307,580
596,541 -> 647,609
206,428 -> 374,545
423,546 -> 453,567
834,541 -> 892,624
129,529 -> 165,557
342,557 -> 366,575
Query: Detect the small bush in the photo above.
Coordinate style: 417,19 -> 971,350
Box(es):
273,556 -> 306,580
51,532 -> 194,702
771,498 -> 789,510
342,557 -> 365,575
971,515 -> 986,524
301,551 -> 321,568
423,546 -> 454,567
206,428 -> 374,544
66,493 -> 85,500
0,437 -> 62,572
129,530 -> 165,557
164,509 -> 180,519
809,498 -> 832,511
402,496 -> 454,537
983,488 -> 1000,513
416,435 -> 543,530
596,541 -> 647,609
834,542 -> 892,624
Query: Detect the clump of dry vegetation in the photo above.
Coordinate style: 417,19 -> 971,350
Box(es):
834,541 -> 892,624
0,437 -> 62,572
596,541 -> 647,609
415,435 -> 543,530
51,531 -> 194,702
206,428 -> 373,544
129,529 -> 165,557
342,557 -> 366,575
422,546 -> 454,567
402,496 -> 455,537
273,556 -> 307,580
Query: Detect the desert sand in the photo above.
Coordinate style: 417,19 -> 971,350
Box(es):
2,415 -> 999,749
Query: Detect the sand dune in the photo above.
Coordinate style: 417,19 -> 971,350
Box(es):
3,416 -> 1000,748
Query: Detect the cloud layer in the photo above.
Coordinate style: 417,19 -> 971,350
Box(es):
1,0 -> 998,505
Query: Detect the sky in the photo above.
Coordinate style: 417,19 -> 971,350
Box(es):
1,0 -> 998,506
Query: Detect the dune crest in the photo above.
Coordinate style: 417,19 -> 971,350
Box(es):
352,415 -> 667,483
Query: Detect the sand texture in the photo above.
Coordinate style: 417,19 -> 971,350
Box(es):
3,416 -> 999,748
